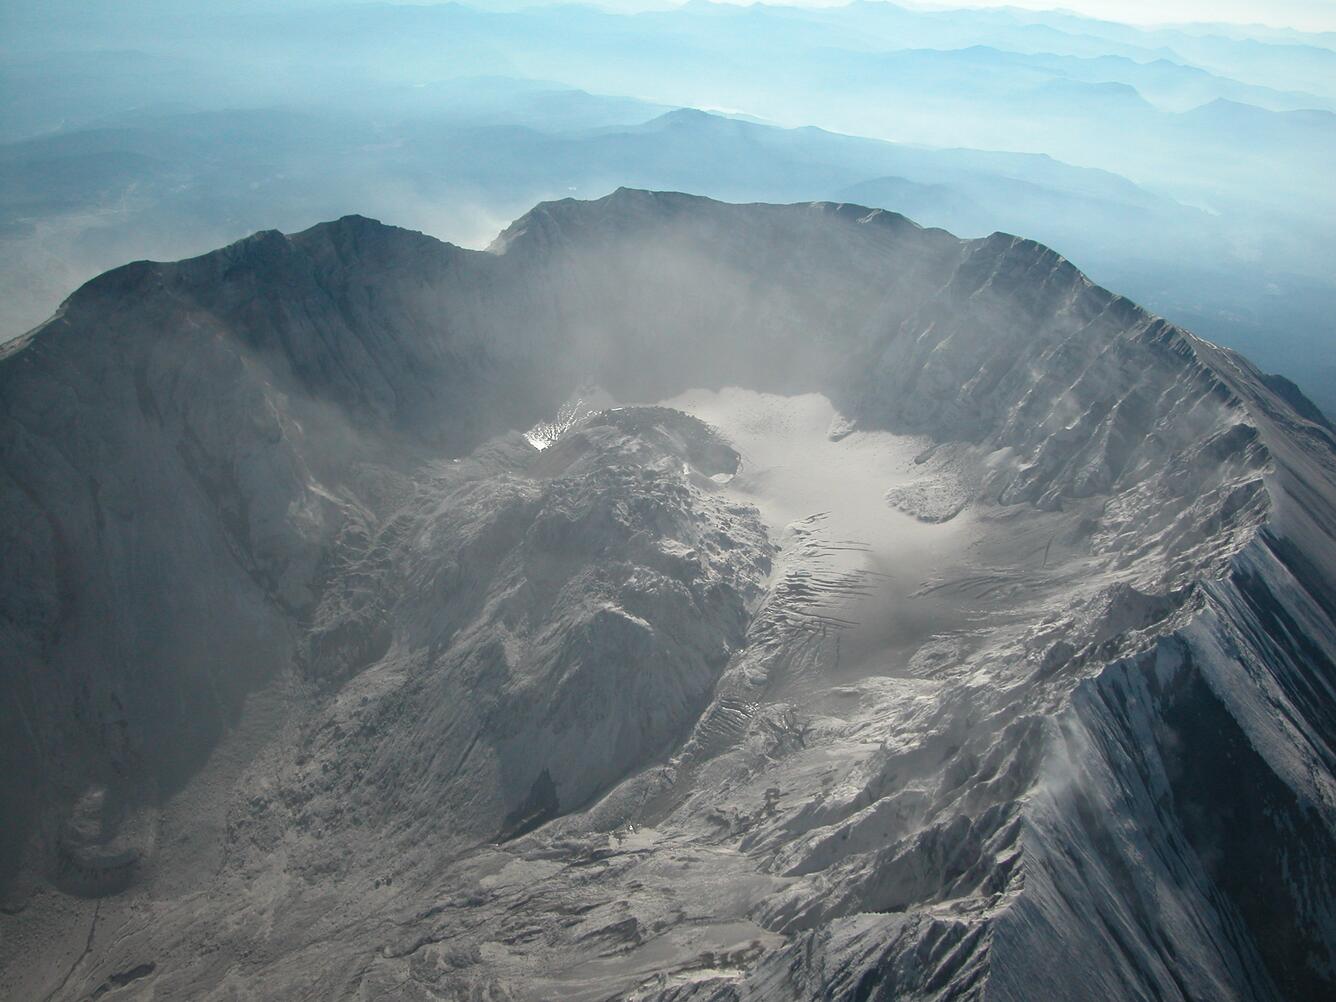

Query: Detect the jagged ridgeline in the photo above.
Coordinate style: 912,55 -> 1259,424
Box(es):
2,190 -> 1334,1001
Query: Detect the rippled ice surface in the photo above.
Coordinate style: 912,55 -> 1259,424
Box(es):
657,388 -> 979,685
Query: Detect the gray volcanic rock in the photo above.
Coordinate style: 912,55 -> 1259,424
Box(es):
291,410 -> 770,860
1,190 -> 1334,1001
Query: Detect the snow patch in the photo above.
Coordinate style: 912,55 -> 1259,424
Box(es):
524,385 -> 615,450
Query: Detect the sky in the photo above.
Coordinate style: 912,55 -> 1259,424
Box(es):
10,0 -> 1330,35
910,0 -> 1336,32
682,0 -> 1336,33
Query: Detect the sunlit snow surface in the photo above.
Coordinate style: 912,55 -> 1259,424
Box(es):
658,388 -> 974,682
524,387 -> 615,450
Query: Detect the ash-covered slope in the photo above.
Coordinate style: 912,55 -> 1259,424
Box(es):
1,190 -> 1334,1001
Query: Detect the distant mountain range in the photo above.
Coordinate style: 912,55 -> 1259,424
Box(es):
3,82 -> 1332,416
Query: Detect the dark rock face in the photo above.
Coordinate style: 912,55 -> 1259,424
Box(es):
1,190 -> 1334,1000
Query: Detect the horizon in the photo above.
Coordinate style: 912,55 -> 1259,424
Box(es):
667,0 -> 1336,34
